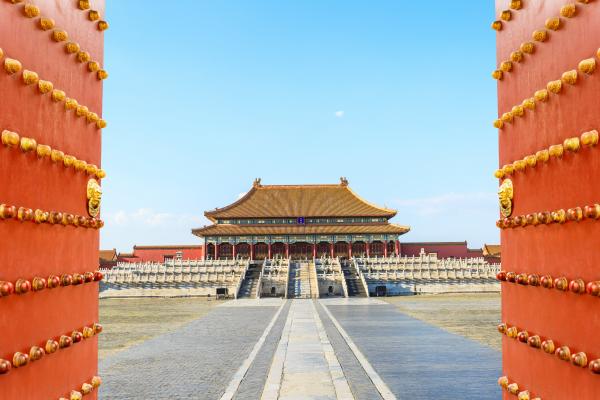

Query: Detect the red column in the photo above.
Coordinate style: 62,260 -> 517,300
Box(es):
268,243 -> 272,259
203,243 -> 207,260
330,243 -> 334,258
395,240 -> 400,256
215,244 -> 219,260
312,243 -> 317,258
366,242 -> 370,258
384,241 -> 388,257
348,242 -> 352,258
232,244 -> 237,259
285,243 -> 289,258
250,243 -> 254,260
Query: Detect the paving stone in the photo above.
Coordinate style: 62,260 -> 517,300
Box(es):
325,303 -> 502,400
315,302 -> 383,400
263,300 -> 341,400
99,305 -> 279,400
233,301 -> 291,400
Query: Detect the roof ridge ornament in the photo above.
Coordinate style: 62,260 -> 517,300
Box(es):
340,177 -> 348,186
253,178 -> 262,188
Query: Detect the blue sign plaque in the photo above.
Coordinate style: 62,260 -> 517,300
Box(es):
297,217 -> 305,224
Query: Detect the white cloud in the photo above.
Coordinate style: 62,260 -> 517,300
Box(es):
113,210 -> 128,225
394,192 -> 494,217
104,208 -> 204,227
390,191 -> 499,248
334,110 -> 344,118
100,208 -> 210,251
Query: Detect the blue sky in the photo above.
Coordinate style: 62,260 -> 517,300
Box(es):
100,1 -> 499,251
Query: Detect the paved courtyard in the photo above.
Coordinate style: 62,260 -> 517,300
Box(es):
99,298 -> 501,399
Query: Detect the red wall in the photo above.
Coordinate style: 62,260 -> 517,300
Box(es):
122,246 -> 204,263
123,243 -> 489,262
0,1 -> 105,398
400,242 -> 471,259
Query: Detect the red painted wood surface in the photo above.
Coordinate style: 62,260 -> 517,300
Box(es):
0,0 -> 105,398
496,0 -> 600,398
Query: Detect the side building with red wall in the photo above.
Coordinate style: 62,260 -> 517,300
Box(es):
112,245 -> 204,264
399,241 -> 477,258
400,241 -> 500,263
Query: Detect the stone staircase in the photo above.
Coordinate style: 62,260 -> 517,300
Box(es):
341,261 -> 368,297
287,262 -> 312,298
237,264 -> 261,299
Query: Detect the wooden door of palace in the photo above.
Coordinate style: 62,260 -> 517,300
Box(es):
494,1 -> 600,398
0,1 -> 108,398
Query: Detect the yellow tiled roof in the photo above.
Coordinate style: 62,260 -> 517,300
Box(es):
205,181 -> 397,220
482,244 -> 501,257
192,223 -> 409,237
99,249 -> 117,261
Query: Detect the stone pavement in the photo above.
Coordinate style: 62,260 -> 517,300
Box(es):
99,298 -> 501,400
98,301 -> 283,399
322,299 -> 502,400
261,299 -> 353,400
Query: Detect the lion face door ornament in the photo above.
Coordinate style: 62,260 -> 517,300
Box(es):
87,179 -> 102,217
498,178 -> 513,218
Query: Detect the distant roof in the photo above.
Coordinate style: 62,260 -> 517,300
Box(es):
204,178 -> 397,221
193,223 -> 409,237
401,241 -> 467,246
99,249 -> 117,261
133,245 -> 203,250
482,244 -> 501,257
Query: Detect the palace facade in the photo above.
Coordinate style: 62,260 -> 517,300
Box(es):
192,178 -> 410,260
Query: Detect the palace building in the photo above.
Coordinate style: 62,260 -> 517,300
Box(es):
192,178 -> 410,260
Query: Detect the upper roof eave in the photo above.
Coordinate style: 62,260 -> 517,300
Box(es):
203,180 -> 397,221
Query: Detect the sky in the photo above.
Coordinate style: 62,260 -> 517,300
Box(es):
100,1 -> 500,252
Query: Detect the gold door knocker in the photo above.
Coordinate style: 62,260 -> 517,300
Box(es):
87,179 -> 102,217
498,179 -> 514,217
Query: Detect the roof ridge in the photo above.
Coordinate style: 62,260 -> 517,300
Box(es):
258,184 -> 342,188
343,185 -> 397,217
204,185 -> 258,221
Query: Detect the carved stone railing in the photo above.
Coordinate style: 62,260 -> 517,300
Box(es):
336,257 -> 349,298
309,259 -> 319,299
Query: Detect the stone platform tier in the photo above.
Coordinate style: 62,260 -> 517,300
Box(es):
99,259 -> 250,298
354,253 -> 500,296
100,253 -> 500,298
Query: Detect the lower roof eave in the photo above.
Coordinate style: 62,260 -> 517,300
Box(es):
191,224 -> 410,237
